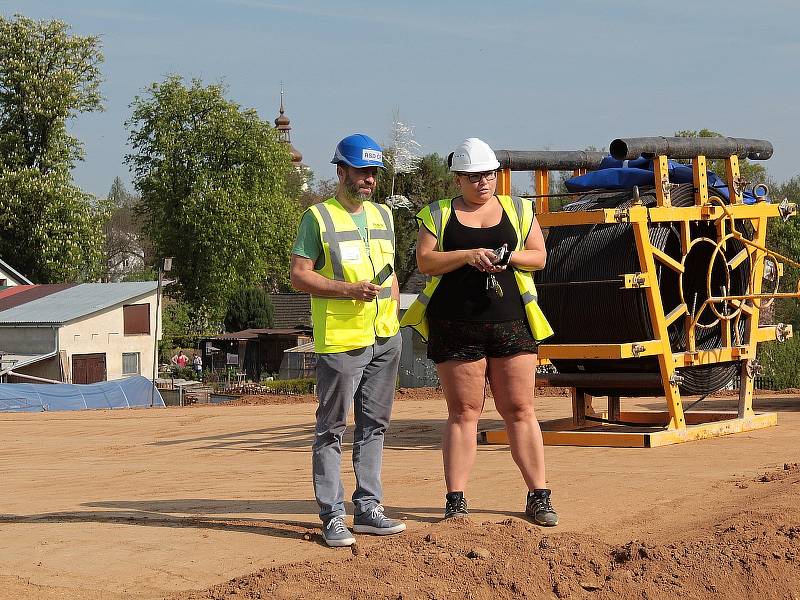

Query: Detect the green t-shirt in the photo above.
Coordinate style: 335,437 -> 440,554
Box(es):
292,205 -> 369,262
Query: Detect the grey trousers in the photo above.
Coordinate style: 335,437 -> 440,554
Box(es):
312,333 -> 401,521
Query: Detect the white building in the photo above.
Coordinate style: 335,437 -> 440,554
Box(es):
0,258 -> 33,288
0,282 -> 166,383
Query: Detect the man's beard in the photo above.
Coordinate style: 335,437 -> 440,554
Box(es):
344,178 -> 373,202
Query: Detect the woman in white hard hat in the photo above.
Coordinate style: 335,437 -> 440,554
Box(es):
400,138 -> 557,526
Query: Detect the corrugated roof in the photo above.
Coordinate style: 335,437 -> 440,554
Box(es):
0,282 -> 161,325
284,341 -> 314,353
270,293 -> 312,328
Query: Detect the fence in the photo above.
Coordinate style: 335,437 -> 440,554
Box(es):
730,374 -> 777,390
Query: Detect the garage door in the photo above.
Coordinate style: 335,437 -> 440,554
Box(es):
72,353 -> 107,384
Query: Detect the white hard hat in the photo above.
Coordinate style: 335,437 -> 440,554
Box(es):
448,138 -> 500,173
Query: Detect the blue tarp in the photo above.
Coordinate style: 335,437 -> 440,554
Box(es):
0,375 -> 165,413
564,156 -> 763,204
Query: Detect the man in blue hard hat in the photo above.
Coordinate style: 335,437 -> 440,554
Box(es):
290,134 -> 405,547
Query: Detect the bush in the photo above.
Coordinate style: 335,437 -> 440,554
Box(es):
224,287 -> 274,332
261,378 -> 315,395
170,365 -> 198,381
759,337 -> 800,389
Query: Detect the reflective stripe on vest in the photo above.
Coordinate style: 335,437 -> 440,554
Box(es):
309,199 -> 400,353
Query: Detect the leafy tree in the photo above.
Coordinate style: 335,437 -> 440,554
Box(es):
766,176 -> 800,328
760,337 -> 800,389
224,287 -> 274,332
0,15 -> 107,282
104,176 -> 152,281
375,152 -> 458,288
159,297 -> 192,362
126,76 -> 301,318
298,173 -> 337,210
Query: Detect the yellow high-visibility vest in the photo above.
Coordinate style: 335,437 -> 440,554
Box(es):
308,198 -> 399,354
400,195 -> 554,342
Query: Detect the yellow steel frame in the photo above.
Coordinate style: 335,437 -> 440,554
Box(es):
491,158 -> 796,447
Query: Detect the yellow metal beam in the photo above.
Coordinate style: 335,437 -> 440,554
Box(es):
479,413 -> 777,448
648,203 -> 781,222
674,346 -> 752,366
497,168 -> 511,196
537,209 -> 636,227
693,155 -> 709,206
651,247 -> 685,273
725,155 -> 743,204
534,170 -> 549,214
539,340 -> 662,360
654,155 -> 671,207
753,324 -> 792,343
632,217 -> 687,430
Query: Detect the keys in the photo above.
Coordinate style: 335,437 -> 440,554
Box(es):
488,274 -> 503,298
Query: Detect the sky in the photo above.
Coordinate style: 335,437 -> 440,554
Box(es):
2,0 -> 800,197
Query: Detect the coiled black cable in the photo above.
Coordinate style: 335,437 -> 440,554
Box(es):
536,184 -> 752,395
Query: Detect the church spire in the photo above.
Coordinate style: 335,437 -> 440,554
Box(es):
274,84 -> 302,163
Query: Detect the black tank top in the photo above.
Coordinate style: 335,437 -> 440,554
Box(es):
427,203 -> 526,322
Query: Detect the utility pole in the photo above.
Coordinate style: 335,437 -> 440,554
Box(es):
150,257 -> 172,407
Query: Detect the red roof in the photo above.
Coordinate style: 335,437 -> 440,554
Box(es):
0,284 -> 77,313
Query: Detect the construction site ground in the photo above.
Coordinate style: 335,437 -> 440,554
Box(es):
2,389 -> 800,599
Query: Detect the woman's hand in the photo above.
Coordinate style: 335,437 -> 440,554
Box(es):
465,248 -> 498,271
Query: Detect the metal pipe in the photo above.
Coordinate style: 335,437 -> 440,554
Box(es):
609,136 -> 773,161
6,371 -> 62,384
536,372 -> 663,389
495,150 -> 606,171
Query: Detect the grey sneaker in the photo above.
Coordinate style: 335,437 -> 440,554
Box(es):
322,516 -> 356,547
353,505 -> 406,535
444,491 -> 469,519
526,489 -> 558,527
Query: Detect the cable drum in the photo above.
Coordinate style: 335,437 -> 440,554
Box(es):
536,183 -> 753,395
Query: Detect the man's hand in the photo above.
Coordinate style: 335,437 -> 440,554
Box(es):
348,280 -> 381,301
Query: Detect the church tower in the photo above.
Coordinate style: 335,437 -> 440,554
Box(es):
275,86 -> 303,164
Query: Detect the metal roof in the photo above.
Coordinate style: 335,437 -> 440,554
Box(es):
284,341 -> 315,353
0,282 -> 161,325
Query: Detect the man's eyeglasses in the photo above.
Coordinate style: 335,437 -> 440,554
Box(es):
459,171 -> 497,184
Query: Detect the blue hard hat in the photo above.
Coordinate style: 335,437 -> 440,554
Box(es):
331,133 -> 385,168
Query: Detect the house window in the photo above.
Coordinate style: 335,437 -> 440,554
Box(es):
123,304 -> 150,335
122,352 -> 140,375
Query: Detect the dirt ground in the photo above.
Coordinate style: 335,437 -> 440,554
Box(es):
2,390 -> 800,599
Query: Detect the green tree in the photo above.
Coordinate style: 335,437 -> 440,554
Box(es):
159,297 -> 192,362
224,287 -> 274,332
766,176 -> 800,328
0,15 -> 107,282
104,176 -> 152,281
375,152 -> 458,288
126,76 -> 300,318
760,337 -> 800,389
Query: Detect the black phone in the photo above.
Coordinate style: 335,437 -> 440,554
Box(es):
372,264 -> 394,285
491,243 -> 509,264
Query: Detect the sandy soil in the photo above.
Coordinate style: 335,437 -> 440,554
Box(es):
1,391 -> 800,599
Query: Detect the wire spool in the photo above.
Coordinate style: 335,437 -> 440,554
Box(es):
536,183 -> 753,396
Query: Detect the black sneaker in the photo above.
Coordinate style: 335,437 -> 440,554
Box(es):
526,489 -> 558,527
444,491 -> 468,519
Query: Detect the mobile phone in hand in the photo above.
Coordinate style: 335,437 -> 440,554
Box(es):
372,264 -> 394,285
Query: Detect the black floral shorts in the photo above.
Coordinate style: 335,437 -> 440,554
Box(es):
427,318 -> 539,364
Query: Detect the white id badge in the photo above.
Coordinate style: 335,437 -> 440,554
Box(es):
341,245 -> 362,263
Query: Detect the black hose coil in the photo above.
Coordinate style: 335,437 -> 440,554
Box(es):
536,184 -> 752,396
